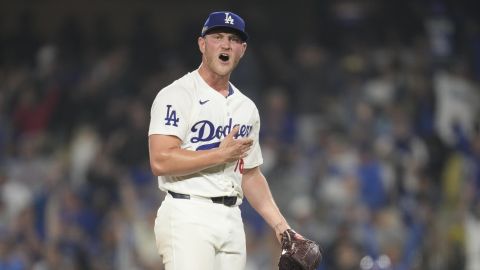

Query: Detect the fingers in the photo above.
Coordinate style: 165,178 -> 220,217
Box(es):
239,138 -> 253,153
220,126 -> 255,162
226,125 -> 254,142
286,229 -> 304,240
234,141 -> 251,160
293,232 -> 305,240
238,138 -> 253,147
226,126 -> 253,150
226,126 -> 239,139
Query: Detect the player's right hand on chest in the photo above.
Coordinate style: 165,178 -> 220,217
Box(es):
219,126 -> 253,163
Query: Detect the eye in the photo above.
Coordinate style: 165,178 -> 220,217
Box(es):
230,36 -> 241,43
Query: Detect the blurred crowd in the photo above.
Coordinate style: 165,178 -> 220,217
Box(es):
1,1 -> 480,270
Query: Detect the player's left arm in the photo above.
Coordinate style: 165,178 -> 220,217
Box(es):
242,166 -> 290,242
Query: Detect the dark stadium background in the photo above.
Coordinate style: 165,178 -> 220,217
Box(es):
1,0 -> 479,269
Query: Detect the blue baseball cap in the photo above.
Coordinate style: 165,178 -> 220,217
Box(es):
201,11 -> 248,41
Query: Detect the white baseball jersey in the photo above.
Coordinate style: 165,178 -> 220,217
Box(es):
148,69 -> 263,200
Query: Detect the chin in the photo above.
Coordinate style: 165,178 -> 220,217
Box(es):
214,66 -> 234,76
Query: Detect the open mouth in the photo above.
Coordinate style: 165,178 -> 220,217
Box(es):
219,53 -> 230,62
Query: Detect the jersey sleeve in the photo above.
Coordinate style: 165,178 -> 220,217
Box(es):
243,106 -> 263,169
148,85 -> 192,141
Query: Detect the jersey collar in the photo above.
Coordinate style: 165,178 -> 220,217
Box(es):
227,83 -> 234,97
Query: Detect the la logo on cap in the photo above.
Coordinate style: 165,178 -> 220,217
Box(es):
224,12 -> 234,25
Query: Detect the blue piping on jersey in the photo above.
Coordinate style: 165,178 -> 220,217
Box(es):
227,83 -> 234,97
196,142 -> 220,150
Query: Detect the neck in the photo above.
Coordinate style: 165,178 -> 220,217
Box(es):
198,63 -> 230,95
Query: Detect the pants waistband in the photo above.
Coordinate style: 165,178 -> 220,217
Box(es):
167,191 -> 238,207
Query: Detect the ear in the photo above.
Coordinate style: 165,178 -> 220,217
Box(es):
198,37 -> 206,54
239,42 -> 247,59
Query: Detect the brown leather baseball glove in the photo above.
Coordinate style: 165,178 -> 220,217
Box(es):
278,229 -> 322,270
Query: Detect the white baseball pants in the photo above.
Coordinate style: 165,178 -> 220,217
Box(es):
154,193 -> 246,270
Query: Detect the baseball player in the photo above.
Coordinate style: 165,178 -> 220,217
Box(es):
148,11 -> 296,270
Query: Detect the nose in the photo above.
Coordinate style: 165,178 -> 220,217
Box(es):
220,37 -> 232,49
